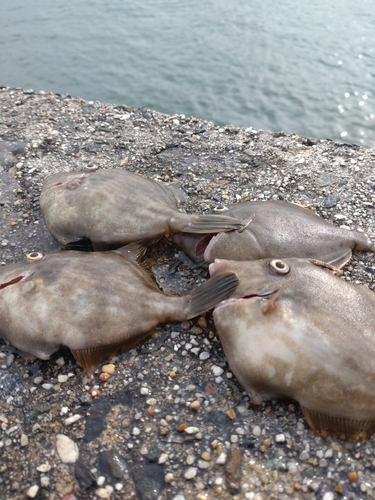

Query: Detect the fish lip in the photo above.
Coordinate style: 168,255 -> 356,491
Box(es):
215,290 -> 278,309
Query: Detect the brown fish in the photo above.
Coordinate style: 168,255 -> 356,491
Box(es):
39,169 -> 245,251
173,200 -> 375,267
0,246 -> 239,375
210,257 -> 375,440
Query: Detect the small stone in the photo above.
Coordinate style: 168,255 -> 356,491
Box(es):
324,195 -> 340,208
334,483 -> 344,495
158,453 -> 168,464
216,452 -> 227,465
102,364 -> 115,374
212,365 -> 224,377
26,485 -> 39,498
140,387 -> 149,395
201,451 -> 211,461
165,473 -> 174,483
146,398 -> 157,406
322,493 -> 334,500
275,433 -> 285,443
95,486 -> 114,499
198,317 -> 207,328
58,375 -> 68,383
40,476 -> 50,487
184,467 -> 197,479
253,425 -> 261,436
297,185 -> 305,191
199,351 -> 210,361
189,401 -> 200,411
36,464 -> 51,472
190,326 -> 203,335
64,414 -> 81,426
99,373 -> 110,383
185,426 -> 199,434
347,470 -> 358,482
227,408 -> 236,419
197,460 -> 209,469
133,427 -> 140,436
56,434 -> 79,463
20,434 -> 28,447
169,371 -> 177,378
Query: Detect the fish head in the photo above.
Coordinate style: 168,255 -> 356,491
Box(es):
209,257 -> 294,305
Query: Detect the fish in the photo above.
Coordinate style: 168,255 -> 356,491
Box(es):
209,257 -> 375,440
0,245 -> 239,376
173,200 -> 375,267
39,169 -> 245,251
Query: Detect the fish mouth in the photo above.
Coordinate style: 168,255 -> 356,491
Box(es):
0,272 -> 33,290
215,290 -> 278,309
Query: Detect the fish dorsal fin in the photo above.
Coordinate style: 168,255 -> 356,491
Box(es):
301,406 -> 375,442
309,259 -> 343,275
182,214 -> 247,234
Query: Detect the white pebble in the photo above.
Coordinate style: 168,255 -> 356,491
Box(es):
211,365 -> 224,376
97,476 -> 105,486
95,486 -> 114,499
197,460 -> 209,469
26,485 -> 39,498
140,387 -> 149,395
323,493 -> 334,500
165,472 -> 174,483
185,426 -> 199,434
36,464 -> 51,472
199,351 -> 210,360
20,434 -> 28,446
275,433 -> 285,443
56,434 -> 79,463
158,453 -> 168,464
58,375 -> 68,383
64,414 -> 81,426
216,452 -> 227,465
184,466 -> 197,479
42,383 -> 52,390
40,476 -> 50,487
252,425 -> 261,436
133,427 -> 140,435
115,483 -> 123,491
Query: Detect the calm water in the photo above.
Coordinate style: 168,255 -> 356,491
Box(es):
1,0 -> 374,147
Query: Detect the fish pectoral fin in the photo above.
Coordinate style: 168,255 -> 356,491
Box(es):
114,239 -> 153,263
71,342 -> 125,376
181,215 -> 246,234
301,406 -> 375,442
186,272 -> 239,319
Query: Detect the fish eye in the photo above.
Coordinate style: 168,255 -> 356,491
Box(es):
213,205 -> 228,212
269,259 -> 290,274
26,252 -> 44,261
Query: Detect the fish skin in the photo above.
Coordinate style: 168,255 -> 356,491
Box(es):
210,257 -> 375,440
0,247 -> 238,375
175,200 -> 375,267
39,169 -> 245,248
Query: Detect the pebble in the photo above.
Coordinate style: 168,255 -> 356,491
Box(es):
185,426 -> 199,434
26,485 -> 39,498
275,433 -> 285,443
140,387 -> 149,395
211,365 -> 224,376
99,372 -> 110,383
322,493 -> 334,500
347,470 -> 358,482
64,414 -> 81,426
37,464 -> 51,472
40,476 -> 50,487
184,467 -> 197,480
146,398 -> 157,405
133,427 -> 141,436
199,351 -> 210,361
189,401 -> 200,411
201,451 -> 211,461
165,472 -> 174,484
20,434 -> 28,446
56,434 -> 79,463
102,363 -> 116,374
253,426 -> 261,436
95,486 -> 114,498
197,460 -> 209,469
58,375 -> 68,383
216,452 -> 227,465
158,453 -> 168,464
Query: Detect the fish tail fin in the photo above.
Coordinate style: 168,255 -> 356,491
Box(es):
186,272 -> 239,319
182,214 -> 245,234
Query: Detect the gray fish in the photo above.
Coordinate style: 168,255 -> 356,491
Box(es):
0,246 -> 238,375
39,169 -> 245,251
210,257 -> 375,440
173,200 -> 375,267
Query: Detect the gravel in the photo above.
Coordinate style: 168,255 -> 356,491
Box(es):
0,86 -> 375,499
